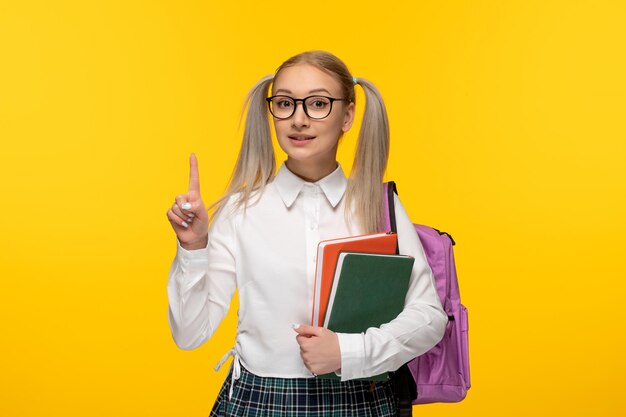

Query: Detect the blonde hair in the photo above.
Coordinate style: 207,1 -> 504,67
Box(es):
208,50 -> 390,233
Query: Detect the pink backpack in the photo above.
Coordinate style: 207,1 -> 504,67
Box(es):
383,181 -> 470,412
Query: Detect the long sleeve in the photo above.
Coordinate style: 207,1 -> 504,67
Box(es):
335,193 -> 448,381
167,203 -> 237,350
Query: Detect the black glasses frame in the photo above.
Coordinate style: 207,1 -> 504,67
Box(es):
265,95 -> 351,120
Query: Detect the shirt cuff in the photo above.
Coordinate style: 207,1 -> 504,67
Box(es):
336,332 -> 366,381
176,237 -> 210,263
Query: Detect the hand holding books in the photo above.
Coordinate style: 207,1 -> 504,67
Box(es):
292,324 -> 342,376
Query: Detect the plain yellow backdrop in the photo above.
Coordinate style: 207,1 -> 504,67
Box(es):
1,0 -> 625,416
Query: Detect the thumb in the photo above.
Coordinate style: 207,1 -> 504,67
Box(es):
292,324 -> 323,337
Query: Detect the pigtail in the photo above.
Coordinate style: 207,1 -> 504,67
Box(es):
345,77 -> 390,233
208,75 -> 275,223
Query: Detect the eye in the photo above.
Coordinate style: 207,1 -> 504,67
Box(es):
276,99 -> 293,109
308,97 -> 330,109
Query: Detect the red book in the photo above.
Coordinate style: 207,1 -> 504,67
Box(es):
311,232 -> 398,326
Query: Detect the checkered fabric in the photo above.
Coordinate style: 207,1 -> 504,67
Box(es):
209,365 -> 399,417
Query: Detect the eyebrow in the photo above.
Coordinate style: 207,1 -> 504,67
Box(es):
273,88 -> 332,95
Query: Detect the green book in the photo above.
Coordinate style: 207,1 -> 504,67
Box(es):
318,252 -> 415,381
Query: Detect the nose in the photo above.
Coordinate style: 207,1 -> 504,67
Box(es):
291,101 -> 310,127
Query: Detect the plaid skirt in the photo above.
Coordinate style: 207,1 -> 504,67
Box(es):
209,364 -> 399,417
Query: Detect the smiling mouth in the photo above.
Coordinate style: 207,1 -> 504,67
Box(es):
289,136 -> 316,141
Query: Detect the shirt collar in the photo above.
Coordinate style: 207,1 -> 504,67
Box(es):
274,161 -> 348,208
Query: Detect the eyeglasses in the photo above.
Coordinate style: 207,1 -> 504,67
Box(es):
265,95 -> 350,120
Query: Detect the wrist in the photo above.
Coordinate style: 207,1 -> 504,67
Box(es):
180,235 -> 208,251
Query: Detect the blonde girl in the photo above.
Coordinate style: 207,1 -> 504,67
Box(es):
166,50 -> 447,416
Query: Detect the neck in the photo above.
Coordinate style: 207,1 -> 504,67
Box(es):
285,159 -> 338,182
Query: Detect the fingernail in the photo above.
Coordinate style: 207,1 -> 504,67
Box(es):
188,213 -> 195,217
292,323 -> 300,329
181,221 -> 189,228
187,217 -> 193,222
182,203 -> 192,210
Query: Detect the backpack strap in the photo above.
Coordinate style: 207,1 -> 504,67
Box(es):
385,181 -> 398,234
384,181 -> 400,255
391,363 -> 418,416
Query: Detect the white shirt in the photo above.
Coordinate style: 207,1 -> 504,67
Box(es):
167,161 -> 447,382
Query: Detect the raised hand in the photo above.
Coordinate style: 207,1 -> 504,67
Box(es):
166,153 -> 209,250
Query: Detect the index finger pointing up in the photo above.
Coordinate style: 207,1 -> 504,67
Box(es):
188,152 -> 200,194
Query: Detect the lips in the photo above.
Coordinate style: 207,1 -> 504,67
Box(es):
288,134 -> 316,141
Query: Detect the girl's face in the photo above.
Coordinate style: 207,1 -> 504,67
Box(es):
271,64 -> 354,177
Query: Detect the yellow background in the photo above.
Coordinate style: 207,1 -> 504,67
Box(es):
1,0 -> 625,416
